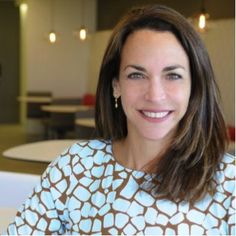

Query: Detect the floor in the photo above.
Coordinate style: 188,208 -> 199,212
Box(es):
0,124 -> 48,175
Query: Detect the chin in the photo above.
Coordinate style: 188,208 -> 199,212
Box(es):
140,126 -> 176,143
142,132 -> 172,142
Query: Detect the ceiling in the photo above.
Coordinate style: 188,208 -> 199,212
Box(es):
97,0 -> 235,30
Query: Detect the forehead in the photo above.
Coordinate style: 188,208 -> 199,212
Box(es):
120,29 -> 189,67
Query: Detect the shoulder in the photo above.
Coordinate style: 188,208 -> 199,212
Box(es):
41,139 -> 112,185
69,139 -> 112,155
47,139 -> 112,172
214,153 -> 235,194
67,139 -> 112,162
220,153 -> 235,177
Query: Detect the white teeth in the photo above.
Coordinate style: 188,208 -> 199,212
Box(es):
143,111 -> 169,118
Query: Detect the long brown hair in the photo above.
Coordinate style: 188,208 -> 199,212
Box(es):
95,4 -> 228,202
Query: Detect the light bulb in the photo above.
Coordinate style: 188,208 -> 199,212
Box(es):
20,3 -> 28,13
49,31 -> 56,43
79,28 -> 87,41
198,13 -> 206,30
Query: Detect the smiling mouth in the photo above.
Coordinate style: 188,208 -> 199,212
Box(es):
141,111 -> 171,119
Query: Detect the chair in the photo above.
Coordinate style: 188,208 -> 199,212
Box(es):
0,171 -> 40,232
26,91 -> 52,119
227,125 -> 235,142
45,97 -> 82,139
49,97 -> 82,105
25,91 -> 52,140
75,108 -> 97,140
81,93 -> 96,106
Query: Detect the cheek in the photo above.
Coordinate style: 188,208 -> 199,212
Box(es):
177,91 -> 191,111
172,82 -> 191,106
120,87 -> 140,113
169,84 -> 190,108
121,90 -> 135,107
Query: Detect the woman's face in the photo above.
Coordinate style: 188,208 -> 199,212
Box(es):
113,29 -> 191,142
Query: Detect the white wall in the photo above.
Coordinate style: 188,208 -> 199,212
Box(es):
201,19 -> 235,125
25,0 -> 97,97
87,30 -> 112,93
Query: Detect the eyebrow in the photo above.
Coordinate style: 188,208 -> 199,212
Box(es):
123,65 -> 147,72
162,65 -> 186,72
123,64 -> 186,72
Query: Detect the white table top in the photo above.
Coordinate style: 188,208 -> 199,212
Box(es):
75,118 -> 95,128
41,105 -> 92,113
18,96 -> 52,103
2,140 -> 78,163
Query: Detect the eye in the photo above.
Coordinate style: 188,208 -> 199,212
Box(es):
127,72 -> 145,80
166,73 -> 182,80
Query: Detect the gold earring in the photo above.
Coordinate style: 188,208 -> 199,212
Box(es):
115,97 -> 118,108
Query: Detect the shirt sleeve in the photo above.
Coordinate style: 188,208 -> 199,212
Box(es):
4,156 -> 70,235
227,162 -> 236,235
223,154 -> 236,235
228,190 -> 236,235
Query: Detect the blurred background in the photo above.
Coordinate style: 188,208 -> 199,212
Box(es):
0,0 -> 234,175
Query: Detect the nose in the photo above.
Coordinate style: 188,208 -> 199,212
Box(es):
144,78 -> 167,102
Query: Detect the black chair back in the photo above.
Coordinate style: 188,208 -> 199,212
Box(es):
75,108 -> 97,140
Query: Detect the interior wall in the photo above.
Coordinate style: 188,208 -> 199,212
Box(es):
25,0 -> 97,97
201,19 -> 235,125
87,30 -> 112,93
88,19 -> 235,126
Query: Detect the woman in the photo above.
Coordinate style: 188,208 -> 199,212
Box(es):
5,4 -> 235,235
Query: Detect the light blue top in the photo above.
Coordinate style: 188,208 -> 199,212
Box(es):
4,140 -> 236,235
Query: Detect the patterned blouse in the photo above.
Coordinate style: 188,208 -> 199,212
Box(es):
5,140 -> 236,235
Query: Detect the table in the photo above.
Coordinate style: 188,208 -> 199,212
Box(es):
75,118 -> 95,128
41,105 -> 91,113
18,96 -> 52,103
2,140 -> 78,163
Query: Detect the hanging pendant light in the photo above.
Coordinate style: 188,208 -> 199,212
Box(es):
188,0 -> 210,33
48,0 -> 57,44
49,31 -> 56,43
79,26 -> 87,41
197,0 -> 209,32
80,0 -> 87,41
74,0 -> 87,41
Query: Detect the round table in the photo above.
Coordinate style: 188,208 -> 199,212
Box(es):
2,140 -> 78,163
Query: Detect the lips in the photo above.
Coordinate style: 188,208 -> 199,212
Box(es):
142,111 -> 169,118
140,110 -> 172,120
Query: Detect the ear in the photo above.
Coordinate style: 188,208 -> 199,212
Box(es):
112,78 -> 121,98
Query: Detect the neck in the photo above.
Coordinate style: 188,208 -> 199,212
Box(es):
113,134 -> 170,172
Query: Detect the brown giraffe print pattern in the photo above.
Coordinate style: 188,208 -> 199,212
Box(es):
5,140 -> 236,235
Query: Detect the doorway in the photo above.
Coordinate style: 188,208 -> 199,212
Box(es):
0,1 -> 19,123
